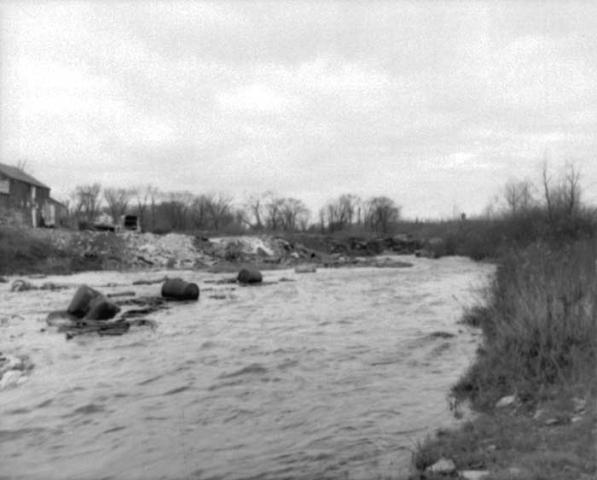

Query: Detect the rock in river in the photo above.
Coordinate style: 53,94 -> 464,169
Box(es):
67,285 -> 103,317
237,268 -> 263,284
85,295 -> 121,320
161,278 -> 200,301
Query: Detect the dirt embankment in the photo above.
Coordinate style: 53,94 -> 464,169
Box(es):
1,228 -> 420,276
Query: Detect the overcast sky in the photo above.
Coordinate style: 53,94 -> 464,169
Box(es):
1,1 -> 596,219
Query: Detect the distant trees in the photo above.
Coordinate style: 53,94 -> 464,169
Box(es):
503,179 -> 536,215
104,188 -> 132,224
261,193 -> 310,232
205,194 -> 234,231
363,196 -> 401,233
64,182 -> 405,235
244,193 -> 267,231
542,162 -> 583,221
70,183 -> 102,224
319,194 -> 401,234
132,185 -> 160,231
321,194 -> 362,232
490,162 -> 594,243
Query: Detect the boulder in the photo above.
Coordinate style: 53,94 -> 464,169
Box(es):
161,278 -> 200,301
237,268 -> 263,284
67,285 -> 103,317
84,296 -> 121,320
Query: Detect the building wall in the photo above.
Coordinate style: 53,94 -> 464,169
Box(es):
0,173 -> 52,226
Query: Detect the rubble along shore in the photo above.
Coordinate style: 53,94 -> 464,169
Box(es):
1,227 -> 419,275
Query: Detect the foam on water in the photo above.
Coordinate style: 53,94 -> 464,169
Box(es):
0,256 -> 493,480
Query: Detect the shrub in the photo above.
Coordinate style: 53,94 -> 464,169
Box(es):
0,227 -> 65,275
453,239 -> 597,409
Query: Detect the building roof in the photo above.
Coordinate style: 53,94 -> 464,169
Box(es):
0,162 -> 50,189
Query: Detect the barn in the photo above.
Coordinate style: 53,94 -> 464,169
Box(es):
0,163 -> 67,227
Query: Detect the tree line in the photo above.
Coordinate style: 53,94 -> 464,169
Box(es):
66,185 -> 403,234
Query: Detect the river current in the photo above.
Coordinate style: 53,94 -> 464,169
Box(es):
0,256 -> 493,480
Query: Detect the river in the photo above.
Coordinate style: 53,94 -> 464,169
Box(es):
0,256 -> 493,480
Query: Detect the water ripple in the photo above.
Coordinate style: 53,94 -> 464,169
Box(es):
0,257 -> 494,480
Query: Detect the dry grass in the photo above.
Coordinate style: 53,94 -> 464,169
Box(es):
410,401 -> 595,480
408,238 -> 596,479
454,240 -> 597,410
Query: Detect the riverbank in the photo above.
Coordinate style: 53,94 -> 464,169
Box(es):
0,227 -> 419,276
406,240 -> 596,480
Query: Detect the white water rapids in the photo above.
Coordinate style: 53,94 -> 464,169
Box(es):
0,256 -> 493,480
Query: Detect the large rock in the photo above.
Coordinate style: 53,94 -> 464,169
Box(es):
67,285 -> 103,317
161,278 -> 200,300
237,268 -> 263,284
84,295 -> 121,320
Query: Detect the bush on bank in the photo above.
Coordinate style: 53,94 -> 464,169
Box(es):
0,227 -> 63,275
454,239 -> 596,410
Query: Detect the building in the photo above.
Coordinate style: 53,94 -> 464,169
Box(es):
0,162 -> 67,227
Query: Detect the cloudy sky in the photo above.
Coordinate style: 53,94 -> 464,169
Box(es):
1,1 -> 596,219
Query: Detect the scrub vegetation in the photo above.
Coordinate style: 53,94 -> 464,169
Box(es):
408,165 -> 596,480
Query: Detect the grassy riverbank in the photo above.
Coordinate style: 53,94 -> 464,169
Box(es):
408,239 -> 596,479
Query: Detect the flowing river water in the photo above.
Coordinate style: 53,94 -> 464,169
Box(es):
0,256 -> 493,480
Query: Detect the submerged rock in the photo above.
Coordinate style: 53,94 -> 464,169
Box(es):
63,320 -> 131,340
237,268 -> 263,284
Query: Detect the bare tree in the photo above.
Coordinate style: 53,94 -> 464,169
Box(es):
279,197 -> 310,231
159,191 -> 194,231
264,193 -> 285,231
244,193 -> 267,230
364,196 -> 401,233
205,193 -> 233,231
133,185 -> 159,231
321,194 -> 363,231
503,179 -> 535,215
71,183 -> 102,224
104,188 -> 132,224
189,194 -> 210,230
542,162 -> 582,222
